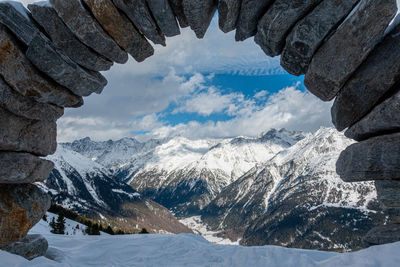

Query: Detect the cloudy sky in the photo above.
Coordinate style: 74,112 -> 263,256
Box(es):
21,0 -> 333,142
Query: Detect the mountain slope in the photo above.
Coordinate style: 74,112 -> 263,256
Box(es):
201,128 -> 385,250
41,146 -> 192,234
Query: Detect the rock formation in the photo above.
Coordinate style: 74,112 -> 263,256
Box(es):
0,0 -> 399,259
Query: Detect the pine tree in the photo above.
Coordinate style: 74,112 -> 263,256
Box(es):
105,226 -> 114,235
49,217 -> 57,234
51,214 -> 66,235
42,214 -> 47,222
139,228 -> 149,234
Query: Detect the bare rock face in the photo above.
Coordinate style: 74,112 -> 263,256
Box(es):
281,0 -> 359,76
345,90 -> 400,141
235,0 -> 273,41
304,0 -> 396,101
182,0 -> 217,39
0,107 -> 57,157
0,184 -> 51,248
0,76 -> 63,122
28,3 -> 113,72
146,0 -> 180,37
0,25 -> 83,108
376,180 -> 400,208
3,234 -> 48,260
332,24 -> 400,131
82,0 -> 154,62
218,0 -> 242,33
112,0 -> 166,46
363,224 -> 400,246
50,0 -> 128,63
169,0 -> 189,28
255,0 -> 323,57
336,133 -> 400,182
0,152 -> 54,184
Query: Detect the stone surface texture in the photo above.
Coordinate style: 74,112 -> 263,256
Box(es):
281,0 -> 359,76
0,107 -> 57,156
255,0 -> 323,57
345,90 -> 400,141
28,3 -> 113,72
363,224 -> 400,246
332,24 -> 400,131
182,0 -> 217,38
235,0 -> 273,41
112,0 -> 166,46
146,0 -> 180,37
0,184 -> 51,248
3,234 -> 48,260
0,76 -> 64,122
336,133 -> 400,182
0,26 -> 83,108
375,180 -> 400,207
304,0 -> 397,101
0,152 -> 54,184
50,0 -> 128,64
169,0 -> 189,28
218,0 -> 242,33
83,0 -> 154,62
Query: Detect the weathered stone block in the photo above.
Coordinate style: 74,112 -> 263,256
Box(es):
375,180 -> 400,208
0,107 -> 57,156
169,0 -> 189,28
0,25 -> 83,108
28,2 -> 113,72
363,224 -> 400,246
112,0 -> 166,46
332,24 -> 400,131
336,133 -> 400,182
146,0 -> 180,37
345,90 -> 400,141
218,0 -> 241,33
235,0 -> 273,41
0,152 -> 54,184
3,234 -> 48,260
0,76 -> 63,122
255,0 -> 323,57
182,0 -> 217,39
82,0 -> 154,62
281,0 -> 359,76
304,0 -> 396,101
0,184 -> 51,248
50,0 -> 128,64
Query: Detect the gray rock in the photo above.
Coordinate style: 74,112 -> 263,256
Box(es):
26,33 -> 108,97
0,76 -> 64,122
345,90 -> 400,141
281,0 -> 359,76
0,152 -> 54,184
386,208 -> 400,224
375,180 -> 400,208
50,0 -> 128,63
0,184 -> 51,248
218,0 -> 242,33
0,25 -> 83,108
3,234 -> 48,260
169,0 -> 189,28
112,0 -> 166,46
255,0 -> 323,57
333,24 -> 400,131
363,224 -> 400,246
304,0 -> 396,101
82,0 -> 154,62
146,0 -> 180,37
235,0 -> 273,41
182,0 -> 217,39
0,107 -> 57,156
28,3 -> 113,72
336,133 -> 400,182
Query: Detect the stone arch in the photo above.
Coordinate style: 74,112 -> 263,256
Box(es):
0,0 -> 400,257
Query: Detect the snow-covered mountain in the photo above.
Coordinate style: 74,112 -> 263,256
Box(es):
41,146 -> 192,234
201,128 -> 385,250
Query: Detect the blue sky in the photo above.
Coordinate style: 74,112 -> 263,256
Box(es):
21,1 -> 332,142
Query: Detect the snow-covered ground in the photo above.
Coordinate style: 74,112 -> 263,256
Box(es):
2,230 -> 400,267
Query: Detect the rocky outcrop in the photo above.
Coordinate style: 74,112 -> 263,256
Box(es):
375,181 -> 400,208
218,0 -> 241,33
3,234 -> 48,260
363,224 -> 400,246
0,184 -> 50,248
182,0 -> 217,38
146,0 -> 181,37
